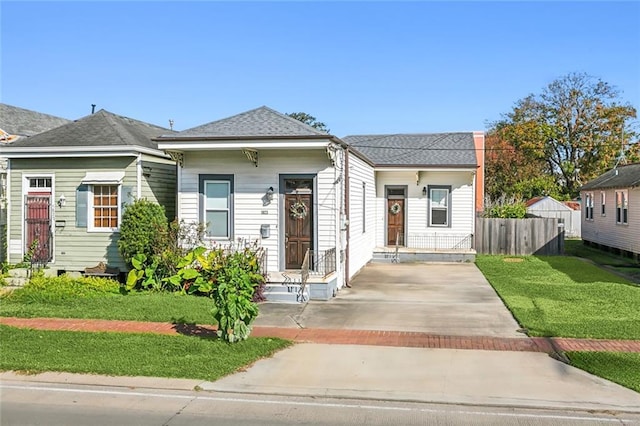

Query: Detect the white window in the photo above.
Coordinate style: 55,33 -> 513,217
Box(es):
429,186 -> 451,227
600,192 -> 606,216
584,192 -> 594,220
616,190 -> 628,225
199,174 -> 234,239
88,184 -> 121,231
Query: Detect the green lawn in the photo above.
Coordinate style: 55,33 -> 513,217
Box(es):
566,352 -> 640,393
0,325 -> 291,381
475,255 -> 640,339
564,239 -> 640,268
0,290 -> 216,324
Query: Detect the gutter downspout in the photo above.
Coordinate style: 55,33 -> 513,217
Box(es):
136,153 -> 143,199
344,146 -> 351,287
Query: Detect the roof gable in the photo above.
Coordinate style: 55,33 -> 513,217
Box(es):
580,163 -> 640,190
0,103 -> 70,138
5,109 -> 173,151
342,133 -> 477,167
170,106 -> 329,138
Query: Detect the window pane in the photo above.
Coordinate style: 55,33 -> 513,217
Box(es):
206,211 -> 228,237
431,189 -> 448,207
432,208 -> 447,225
205,182 -> 229,209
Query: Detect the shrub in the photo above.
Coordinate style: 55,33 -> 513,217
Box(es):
118,199 -> 168,266
163,241 -> 266,342
484,199 -> 527,218
3,274 -> 121,303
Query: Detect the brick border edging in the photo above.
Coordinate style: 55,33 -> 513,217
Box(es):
2,317 -> 640,354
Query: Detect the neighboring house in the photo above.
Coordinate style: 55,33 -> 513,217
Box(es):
0,104 -> 71,262
525,196 -> 581,238
0,109 -> 176,272
343,132 -> 482,262
156,106 -> 483,300
580,163 -> 640,259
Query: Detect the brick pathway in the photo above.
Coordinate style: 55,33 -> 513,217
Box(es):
2,317 -> 640,354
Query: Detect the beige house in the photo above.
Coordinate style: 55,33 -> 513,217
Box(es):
580,163 -> 640,259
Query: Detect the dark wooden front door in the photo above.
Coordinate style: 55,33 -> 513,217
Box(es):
387,198 -> 405,246
285,191 -> 313,269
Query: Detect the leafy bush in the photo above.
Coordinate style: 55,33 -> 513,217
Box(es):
162,241 -> 266,342
485,200 -> 527,218
3,274 -> 121,303
118,199 -> 168,266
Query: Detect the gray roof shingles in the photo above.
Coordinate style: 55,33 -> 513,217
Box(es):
5,109 -> 173,150
342,133 -> 478,167
580,163 -> 640,190
165,106 -> 329,138
0,103 -> 71,137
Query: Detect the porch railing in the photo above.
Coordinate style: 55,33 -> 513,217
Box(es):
308,247 -> 337,278
400,233 -> 474,251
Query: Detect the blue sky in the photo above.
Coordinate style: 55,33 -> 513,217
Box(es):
2,1 -> 639,136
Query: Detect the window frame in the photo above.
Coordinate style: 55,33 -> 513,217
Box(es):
615,189 -> 628,225
87,184 -> 121,233
199,174 -> 234,240
584,192 -> 594,221
428,185 -> 452,228
600,191 -> 606,216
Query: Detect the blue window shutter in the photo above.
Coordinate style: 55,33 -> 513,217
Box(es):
76,185 -> 88,227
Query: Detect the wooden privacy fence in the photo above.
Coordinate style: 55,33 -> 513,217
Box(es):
475,217 -> 565,255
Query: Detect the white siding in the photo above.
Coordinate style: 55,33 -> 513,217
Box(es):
347,153 -> 376,279
581,187 -> 640,255
179,149 -> 340,275
527,198 -> 581,238
375,170 -> 475,247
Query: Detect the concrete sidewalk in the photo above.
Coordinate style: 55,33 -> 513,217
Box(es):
3,344 -> 639,414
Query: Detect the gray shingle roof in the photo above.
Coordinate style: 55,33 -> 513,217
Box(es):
342,133 -> 478,167
580,163 -> 640,190
5,109 -> 173,150
0,103 -> 70,137
167,106 -> 329,138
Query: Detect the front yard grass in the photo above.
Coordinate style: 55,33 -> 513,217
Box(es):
0,325 -> 291,381
0,290 -> 215,324
566,352 -> 640,393
475,255 -> 640,340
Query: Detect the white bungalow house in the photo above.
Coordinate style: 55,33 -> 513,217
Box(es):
580,163 -> 640,259
156,106 -> 483,301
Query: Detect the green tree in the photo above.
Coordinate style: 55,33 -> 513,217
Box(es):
491,72 -> 637,198
286,112 -> 330,133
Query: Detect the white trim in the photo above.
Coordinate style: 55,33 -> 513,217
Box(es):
81,171 -> 125,185
87,184 -> 122,233
136,153 -> 142,200
22,173 -> 56,264
2,146 -> 170,159
373,167 -> 476,173
5,160 -> 10,260
203,179 -> 231,239
157,140 -> 330,150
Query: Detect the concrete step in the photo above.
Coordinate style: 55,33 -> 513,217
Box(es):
8,268 -> 29,278
3,277 -> 28,287
264,283 -> 308,303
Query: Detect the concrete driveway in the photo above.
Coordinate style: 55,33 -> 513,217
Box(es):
256,263 -> 522,338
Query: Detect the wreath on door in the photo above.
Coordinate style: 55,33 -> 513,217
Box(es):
389,202 -> 401,215
290,200 -> 308,220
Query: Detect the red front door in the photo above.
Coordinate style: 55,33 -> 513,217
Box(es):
25,195 -> 52,264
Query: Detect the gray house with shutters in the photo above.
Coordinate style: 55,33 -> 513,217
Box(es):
1,109 -> 176,272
